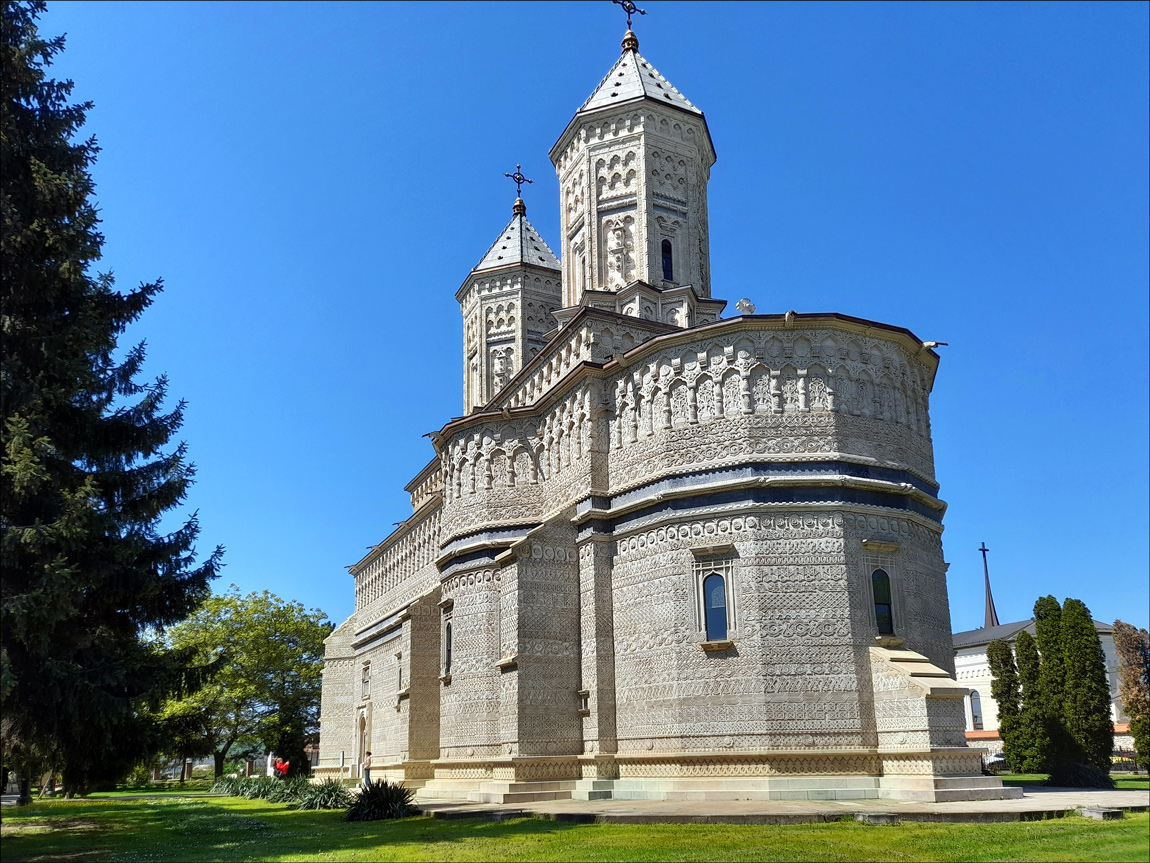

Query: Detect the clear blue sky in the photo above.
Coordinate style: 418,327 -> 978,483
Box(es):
40,1 -> 1148,631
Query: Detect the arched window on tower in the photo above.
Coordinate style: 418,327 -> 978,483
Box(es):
872,569 -> 894,635
703,573 -> 727,641
970,690 -> 984,730
444,621 -> 453,676
661,240 -> 674,281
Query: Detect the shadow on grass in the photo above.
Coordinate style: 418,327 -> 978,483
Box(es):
2,797 -> 586,863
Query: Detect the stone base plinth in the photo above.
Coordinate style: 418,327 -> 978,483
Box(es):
405,749 -> 1022,804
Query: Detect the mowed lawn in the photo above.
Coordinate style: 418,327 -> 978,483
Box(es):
2,797 -> 1148,863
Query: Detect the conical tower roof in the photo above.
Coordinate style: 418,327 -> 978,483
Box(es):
470,201 -> 560,274
550,30 -> 714,163
577,46 -> 701,117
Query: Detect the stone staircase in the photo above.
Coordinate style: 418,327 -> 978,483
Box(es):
879,774 -> 1024,802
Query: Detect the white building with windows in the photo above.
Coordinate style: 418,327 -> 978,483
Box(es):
316,25 -> 1019,804
953,619 -> 1131,753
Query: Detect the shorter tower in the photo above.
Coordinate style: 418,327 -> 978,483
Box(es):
457,194 -> 561,414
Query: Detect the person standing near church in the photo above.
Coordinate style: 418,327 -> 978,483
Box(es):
361,751 -> 372,786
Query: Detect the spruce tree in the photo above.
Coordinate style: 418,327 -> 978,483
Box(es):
1060,599 -> 1113,770
1,0 -> 219,793
986,639 -> 1022,771
1033,595 -> 1074,762
1013,629 -> 1051,772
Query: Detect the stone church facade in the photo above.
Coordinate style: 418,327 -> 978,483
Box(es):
317,28 -> 1019,803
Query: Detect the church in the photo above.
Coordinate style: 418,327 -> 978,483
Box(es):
316,22 -> 1019,804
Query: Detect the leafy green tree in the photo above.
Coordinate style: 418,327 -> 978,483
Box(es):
1033,595 -> 1074,763
160,588 -> 331,777
1112,620 -> 1150,765
1,0 -> 219,794
986,639 -> 1022,771
1013,629 -> 1050,772
1060,599 -> 1113,770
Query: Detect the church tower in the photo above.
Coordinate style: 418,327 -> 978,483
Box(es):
549,28 -> 719,324
456,190 -> 561,414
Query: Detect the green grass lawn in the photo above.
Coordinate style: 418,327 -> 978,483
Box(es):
998,774 -> 1150,791
2,797 -> 1148,863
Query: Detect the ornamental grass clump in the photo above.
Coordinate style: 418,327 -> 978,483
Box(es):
345,780 -> 417,822
240,776 -> 279,799
266,776 -> 310,803
210,776 -> 243,796
293,778 -> 354,810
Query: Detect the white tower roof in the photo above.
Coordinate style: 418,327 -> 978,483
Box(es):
550,30 -> 715,165
577,48 -> 701,117
471,206 -> 561,274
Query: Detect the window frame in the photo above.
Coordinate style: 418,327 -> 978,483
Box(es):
691,549 -> 738,648
871,568 -> 895,635
661,239 -> 674,282
441,608 -> 454,684
702,572 -> 729,641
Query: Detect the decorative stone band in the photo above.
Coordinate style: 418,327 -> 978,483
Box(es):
576,483 -> 943,546
361,750 -> 983,784
573,460 -> 945,533
437,523 -> 540,573
599,460 -> 941,507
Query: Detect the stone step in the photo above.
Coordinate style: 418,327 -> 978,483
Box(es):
570,789 -> 613,801
933,786 -> 1024,802
571,779 -> 615,801
468,790 -> 574,804
465,779 -> 578,804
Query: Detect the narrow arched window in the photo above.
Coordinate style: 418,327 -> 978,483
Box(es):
661,240 -> 674,281
872,569 -> 894,635
361,664 -> 371,698
703,573 -> 727,641
444,621 -> 453,675
970,690 -> 984,730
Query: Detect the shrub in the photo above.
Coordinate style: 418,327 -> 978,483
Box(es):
293,778 -> 353,811
345,780 -> 417,822
1045,761 -> 1116,789
266,776 -> 310,804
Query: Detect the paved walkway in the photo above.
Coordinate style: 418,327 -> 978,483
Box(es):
415,786 -> 1150,824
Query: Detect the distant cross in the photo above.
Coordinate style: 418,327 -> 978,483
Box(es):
978,542 -> 990,568
613,0 -> 646,30
504,164 -> 532,197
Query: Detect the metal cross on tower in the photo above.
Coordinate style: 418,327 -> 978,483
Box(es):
504,164 -> 532,197
612,0 -> 646,30
979,542 -> 1000,629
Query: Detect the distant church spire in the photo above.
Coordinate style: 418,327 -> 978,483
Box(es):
979,542 -> 1000,628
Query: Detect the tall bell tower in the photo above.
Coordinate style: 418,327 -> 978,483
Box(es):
549,27 -> 718,321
